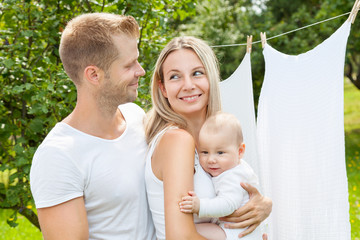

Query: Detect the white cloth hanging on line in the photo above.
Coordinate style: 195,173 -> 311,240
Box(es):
257,20 -> 351,240
219,53 -> 260,178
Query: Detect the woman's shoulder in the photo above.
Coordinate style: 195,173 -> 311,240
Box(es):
152,128 -> 195,156
152,127 -> 196,175
160,128 -> 194,146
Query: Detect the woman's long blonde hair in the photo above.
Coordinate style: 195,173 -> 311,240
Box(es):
144,36 -> 222,144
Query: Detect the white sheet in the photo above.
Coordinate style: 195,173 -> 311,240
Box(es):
257,20 -> 351,239
220,53 -> 260,178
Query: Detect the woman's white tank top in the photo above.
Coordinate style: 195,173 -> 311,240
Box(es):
145,127 -> 216,240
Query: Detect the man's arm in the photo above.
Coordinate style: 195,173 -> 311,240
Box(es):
37,197 -> 89,240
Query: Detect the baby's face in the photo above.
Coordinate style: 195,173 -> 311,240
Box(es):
198,128 -> 241,177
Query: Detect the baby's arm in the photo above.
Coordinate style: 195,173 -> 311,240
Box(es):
180,187 -> 243,218
179,191 -> 200,214
183,168 -> 246,218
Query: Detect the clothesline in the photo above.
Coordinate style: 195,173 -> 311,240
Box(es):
210,11 -> 351,48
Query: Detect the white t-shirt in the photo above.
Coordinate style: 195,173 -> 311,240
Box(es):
145,127 -> 216,240
30,103 -> 156,240
199,160 -> 262,240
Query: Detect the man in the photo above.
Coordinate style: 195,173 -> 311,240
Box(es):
30,13 -> 155,239
30,12 -> 271,240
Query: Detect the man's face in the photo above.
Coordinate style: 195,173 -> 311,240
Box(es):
98,35 -> 145,108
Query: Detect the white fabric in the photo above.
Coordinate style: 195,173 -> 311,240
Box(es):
199,160 -> 262,240
257,21 -> 351,240
145,127 -> 215,240
219,52 -> 268,236
220,53 -> 260,178
30,103 -> 156,240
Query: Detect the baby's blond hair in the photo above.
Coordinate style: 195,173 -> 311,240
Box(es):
200,112 -> 243,145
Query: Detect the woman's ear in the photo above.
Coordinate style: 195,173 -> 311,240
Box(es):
84,66 -> 102,85
158,80 -> 168,98
238,143 -> 246,159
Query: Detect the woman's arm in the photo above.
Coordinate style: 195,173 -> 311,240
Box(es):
152,128 -> 206,240
219,183 -> 272,238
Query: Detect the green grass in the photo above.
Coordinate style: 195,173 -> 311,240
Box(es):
0,208 -> 42,240
344,79 -> 360,240
0,79 -> 359,239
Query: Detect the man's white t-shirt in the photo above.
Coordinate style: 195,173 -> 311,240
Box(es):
30,103 -> 155,240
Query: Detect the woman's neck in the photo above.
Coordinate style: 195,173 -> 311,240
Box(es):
183,114 -> 206,148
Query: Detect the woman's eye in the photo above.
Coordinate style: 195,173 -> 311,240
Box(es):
193,71 -> 203,76
169,74 -> 179,80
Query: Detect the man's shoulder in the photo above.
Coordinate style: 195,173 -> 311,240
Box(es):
119,103 -> 146,130
39,123 -> 75,145
34,123 -> 80,160
118,102 -> 145,116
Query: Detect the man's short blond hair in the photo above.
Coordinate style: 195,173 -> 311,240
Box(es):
59,13 -> 139,85
201,112 -> 244,145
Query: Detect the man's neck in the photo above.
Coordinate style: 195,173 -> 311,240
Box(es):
63,99 -> 126,140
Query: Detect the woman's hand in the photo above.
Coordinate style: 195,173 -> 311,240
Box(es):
219,183 -> 272,238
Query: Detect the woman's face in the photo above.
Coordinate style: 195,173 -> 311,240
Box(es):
160,49 -> 210,119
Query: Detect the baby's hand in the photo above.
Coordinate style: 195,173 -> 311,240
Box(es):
179,191 -> 200,214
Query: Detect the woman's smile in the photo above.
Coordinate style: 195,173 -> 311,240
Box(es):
180,94 -> 202,102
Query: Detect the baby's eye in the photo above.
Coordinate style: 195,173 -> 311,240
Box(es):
217,151 -> 224,155
201,151 -> 208,154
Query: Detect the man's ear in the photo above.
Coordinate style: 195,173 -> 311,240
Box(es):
158,80 -> 168,98
238,143 -> 246,159
84,66 -> 102,85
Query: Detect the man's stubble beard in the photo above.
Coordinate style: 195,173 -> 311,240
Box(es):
96,78 -> 137,114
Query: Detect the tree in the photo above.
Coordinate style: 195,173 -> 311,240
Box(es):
179,0 -> 271,104
264,0 -> 360,90
180,0 -> 360,108
0,0 -> 196,229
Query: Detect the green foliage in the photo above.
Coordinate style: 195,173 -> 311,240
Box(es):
0,0 -> 196,229
1,0 -> 359,233
179,0 -> 269,103
180,1 -> 360,237
344,79 -> 360,239
181,0 -> 360,106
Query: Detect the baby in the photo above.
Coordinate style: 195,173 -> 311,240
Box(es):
180,112 -> 262,239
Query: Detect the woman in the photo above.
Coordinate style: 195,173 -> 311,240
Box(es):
144,36 -> 271,240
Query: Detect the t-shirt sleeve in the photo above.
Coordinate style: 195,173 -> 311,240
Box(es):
30,145 -> 84,208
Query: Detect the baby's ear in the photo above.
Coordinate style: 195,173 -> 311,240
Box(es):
238,143 -> 245,159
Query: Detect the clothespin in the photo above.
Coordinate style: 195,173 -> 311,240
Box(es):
246,35 -> 253,53
260,32 -> 267,48
348,0 -> 360,24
